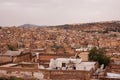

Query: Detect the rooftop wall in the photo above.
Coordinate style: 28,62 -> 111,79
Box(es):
39,54 -> 74,62
0,66 -> 93,80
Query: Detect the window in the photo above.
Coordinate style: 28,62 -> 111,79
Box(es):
62,63 -> 66,67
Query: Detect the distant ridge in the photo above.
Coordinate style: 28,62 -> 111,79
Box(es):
48,20 -> 120,32
18,21 -> 120,28
18,24 -> 46,28
18,21 -> 120,31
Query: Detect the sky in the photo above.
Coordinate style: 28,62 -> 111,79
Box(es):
0,0 -> 120,26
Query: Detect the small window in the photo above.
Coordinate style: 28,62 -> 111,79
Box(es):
62,63 -> 66,67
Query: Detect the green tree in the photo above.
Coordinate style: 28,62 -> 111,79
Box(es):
89,47 -> 110,68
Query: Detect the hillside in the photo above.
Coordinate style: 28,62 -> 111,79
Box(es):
0,21 -> 120,54
18,24 -> 46,28
52,21 -> 120,32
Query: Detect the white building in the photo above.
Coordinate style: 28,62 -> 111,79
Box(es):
49,57 -> 97,71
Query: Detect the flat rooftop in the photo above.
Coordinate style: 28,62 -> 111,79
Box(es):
0,63 -> 18,67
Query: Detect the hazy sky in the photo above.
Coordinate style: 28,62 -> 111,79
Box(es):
0,0 -> 120,26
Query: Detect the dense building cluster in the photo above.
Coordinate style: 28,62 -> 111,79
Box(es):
0,21 -> 120,80
0,21 -> 120,55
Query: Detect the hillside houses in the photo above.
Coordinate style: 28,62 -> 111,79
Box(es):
0,22 -> 120,54
0,21 -> 120,80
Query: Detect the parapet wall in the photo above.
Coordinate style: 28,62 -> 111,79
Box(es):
49,70 -> 91,80
39,54 -> 74,62
0,66 -> 92,80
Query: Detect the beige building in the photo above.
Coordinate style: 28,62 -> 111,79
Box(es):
79,52 -> 89,61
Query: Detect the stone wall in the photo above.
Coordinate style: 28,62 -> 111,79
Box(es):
13,53 -> 31,63
0,66 -> 92,80
49,70 -> 92,80
79,52 -> 89,61
0,56 -> 12,65
107,64 -> 120,73
100,77 -> 120,80
39,54 -> 74,62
